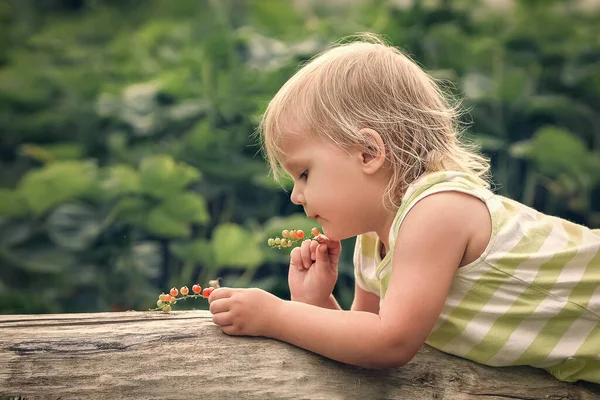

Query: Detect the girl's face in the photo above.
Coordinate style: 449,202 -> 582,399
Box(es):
279,133 -> 389,241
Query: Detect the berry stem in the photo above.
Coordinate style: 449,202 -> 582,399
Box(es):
149,294 -> 208,311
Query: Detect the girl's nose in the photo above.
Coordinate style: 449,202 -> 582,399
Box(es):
290,185 -> 305,206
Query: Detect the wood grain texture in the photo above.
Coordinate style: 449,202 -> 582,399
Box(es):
1,310 -> 599,400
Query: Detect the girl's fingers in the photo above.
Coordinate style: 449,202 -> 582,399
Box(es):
290,247 -> 303,271
209,298 -> 230,315
207,287 -> 233,303
300,239 -> 312,269
310,239 -> 319,262
212,311 -> 233,327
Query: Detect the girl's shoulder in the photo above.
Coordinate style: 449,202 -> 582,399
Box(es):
392,170 -> 494,234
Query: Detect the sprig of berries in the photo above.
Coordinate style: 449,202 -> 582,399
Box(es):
267,227 -> 320,249
152,279 -> 221,313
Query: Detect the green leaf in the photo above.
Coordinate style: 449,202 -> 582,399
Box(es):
170,239 -> 213,264
17,161 -> 98,215
473,134 -> 507,152
186,120 -> 217,154
115,242 -> 161,279
46,203 -> 101,251
101,165 -> 141,198
113,197 -> 151,225
20,142 -> 84,163
248,1 -> 305,39
139,155 -> 201,198
462,73 -> 493,101
146,207 -> 190,238
509,139 -> 533,159
0,218 -> 33,249
522,127 -> 590,177
159,193 -> 209,224
212,223 -> 264,269
494,68 -> 533,102
0,189 -> 28,217
10,247 -> 75,274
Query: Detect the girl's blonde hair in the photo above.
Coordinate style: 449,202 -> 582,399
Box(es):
258,33 -> 490,210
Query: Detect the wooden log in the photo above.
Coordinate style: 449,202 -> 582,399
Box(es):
1,310 -> 599,400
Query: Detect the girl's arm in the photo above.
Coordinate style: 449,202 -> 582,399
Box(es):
351,283 -> 380,313
265,191 -> 487,368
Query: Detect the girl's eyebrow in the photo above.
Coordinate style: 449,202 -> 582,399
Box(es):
282,158 -> 305,171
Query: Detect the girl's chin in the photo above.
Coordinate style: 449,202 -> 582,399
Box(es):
320,226 -> 349,242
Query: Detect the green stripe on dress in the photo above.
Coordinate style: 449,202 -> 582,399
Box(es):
574,321 -> 600,359
427,209 -> 553,350
360,234 -> 377,258
564,245 -> 600,310
515,246 -> 599,367
464,220 -> 584,363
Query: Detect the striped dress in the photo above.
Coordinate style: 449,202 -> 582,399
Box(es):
354,171 -> 600,383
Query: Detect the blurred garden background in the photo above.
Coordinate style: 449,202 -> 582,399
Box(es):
0,0 -> 599,314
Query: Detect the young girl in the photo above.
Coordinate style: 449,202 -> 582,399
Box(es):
207,33 -> 600,384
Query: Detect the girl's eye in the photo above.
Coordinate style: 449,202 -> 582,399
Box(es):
299,170 -> 308,180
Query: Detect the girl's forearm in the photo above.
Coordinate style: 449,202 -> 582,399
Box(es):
268,300 -> 409,369
291,294 -> 342,310
316,294 -> 341,310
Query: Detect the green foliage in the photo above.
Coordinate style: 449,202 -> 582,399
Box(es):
1,0 -> 599,314
0,189 -> 27,217
212,223 -> 264,269
139,156 -> 201,198
18,161 -> 98,215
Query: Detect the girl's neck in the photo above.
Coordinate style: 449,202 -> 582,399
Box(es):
374,207 -> 396,257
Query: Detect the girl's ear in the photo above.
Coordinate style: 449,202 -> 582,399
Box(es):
358,128 -> 386,174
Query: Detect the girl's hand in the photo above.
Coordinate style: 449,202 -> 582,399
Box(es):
208,287 -> 283,337
288,235 -> 341,307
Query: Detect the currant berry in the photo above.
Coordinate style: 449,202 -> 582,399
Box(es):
192,284 -> 201,294
180,286 -> 189,296
202,287 -> 214,298
156,300 -> 163,307
297,230 -> 304,239
311,227 -> 320,236
274,238 -> 281,245
281,230 -> 290,238
163,305 -> 172,313
268,238 -> 275,246
280,238 -> 288,247
170,287 -> 178,297
159,293 -> 166,301
164,294 -> 172,302
290,230 -> 298,239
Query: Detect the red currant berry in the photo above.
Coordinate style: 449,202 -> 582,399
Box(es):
192,284 -> 201,294
164,294 -> 172,302
170,287 -> 178,297
180,286 -> 189,296
202,287 -> 214,298
297,230 -> 305,239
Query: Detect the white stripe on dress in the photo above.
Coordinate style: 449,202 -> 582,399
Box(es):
485,223 -> 599,365
441,217 -> 566,357
539,311 -> 599,368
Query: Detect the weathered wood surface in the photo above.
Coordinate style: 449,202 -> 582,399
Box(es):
1,310 -> 599,400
